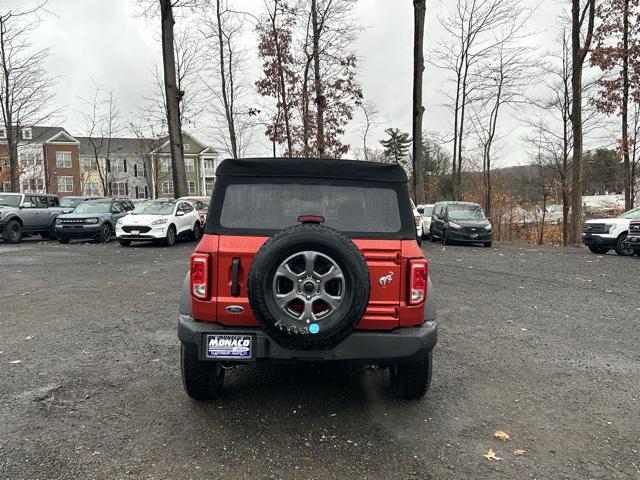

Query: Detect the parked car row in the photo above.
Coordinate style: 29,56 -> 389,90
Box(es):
583,207 -> 640,256
416,201 -> 493,248
0,192 -> 210,247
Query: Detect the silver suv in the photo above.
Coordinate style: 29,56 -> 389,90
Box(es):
0,193 -> 64,243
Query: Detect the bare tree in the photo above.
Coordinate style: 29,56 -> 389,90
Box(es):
358,100 -> 379,161
569,0 -> 596,244
432,0 -> 529,200
80,83 -> 123,196
412,0 -> 426,204
0,1 -> 55,192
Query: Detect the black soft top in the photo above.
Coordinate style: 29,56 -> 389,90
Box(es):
216,158 -> 408,184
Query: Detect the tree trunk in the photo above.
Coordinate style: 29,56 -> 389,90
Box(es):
270,3 -> 293,156
622,0 -> 631,210
569,0 -> 595,244
311,0 -> 325,158
160,0 -> 187,199
412,0 -> 426,204
216,0 -> 238,159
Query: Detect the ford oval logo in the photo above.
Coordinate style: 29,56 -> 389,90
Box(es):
226,305 -> 244,314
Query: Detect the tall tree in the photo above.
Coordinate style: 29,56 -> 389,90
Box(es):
412,0 -> 426,204
432,0 -> 522,200
358,100 -> 379,161
0,2 -> 55,192
380,128 -> 412,165
569,0 -> 596,244
591,0 -> 640,210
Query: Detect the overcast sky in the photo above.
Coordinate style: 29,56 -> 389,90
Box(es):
25,0 -> 615,166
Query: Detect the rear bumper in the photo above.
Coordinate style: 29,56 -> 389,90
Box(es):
582,234 -> 617,248
178,314 -> 437,365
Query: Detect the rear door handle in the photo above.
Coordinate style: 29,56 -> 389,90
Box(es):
231,258 -> 241,297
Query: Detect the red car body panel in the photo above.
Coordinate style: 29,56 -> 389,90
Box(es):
191,234 -> 427,331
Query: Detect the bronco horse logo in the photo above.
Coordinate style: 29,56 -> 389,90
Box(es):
379,271 -> 393,288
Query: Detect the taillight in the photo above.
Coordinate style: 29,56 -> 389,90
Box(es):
190,253 -> 210,299
408,259 -> 427,305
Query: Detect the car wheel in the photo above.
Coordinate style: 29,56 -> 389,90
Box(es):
417,235 -> 423,247
248,223 -> 370,350
429,228 -> 437,242
99,224 -> 112,243
390,351 -> 432,399
192,222 -> 202,241
615,233 -> 634,256
58,237 -> 70,244
164,225 -> 177,246
119,239 -> 131,246
588,246 -> 610,255
483,241 -> 492,248
442,229 -> 450,245
181,343 -> 224,400
2,220 -> 22,244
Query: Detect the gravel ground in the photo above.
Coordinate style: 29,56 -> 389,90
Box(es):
1,237 -> 639,480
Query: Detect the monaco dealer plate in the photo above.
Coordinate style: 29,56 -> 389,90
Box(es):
205,334 -> 253,360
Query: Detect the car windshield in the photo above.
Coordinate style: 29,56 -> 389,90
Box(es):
0,194 -> 22,207
132,201 -> 175,215
74,201 -> 111,214
448,204 -> 486,221
423,206 -> 434,217
619,208 -> 640,219
60,197 -> 83,208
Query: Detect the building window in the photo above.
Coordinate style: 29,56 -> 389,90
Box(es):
34,152 -> 42,165
204,178 -> 215,195
161,181 -> 174,195
19,152 -> 27,165
22,128 -> 32,140
82,158 -> 98,172
0,158 -> 8,171
84,181 -> 100,196
56,152 -> 72,168
160,158 -> 172,172
184,143 -> 190,152
0,129 -> 6,139
203,158 -> 216,172
27,153 -> 36,166
133,163 -> 145,178
109,158 -> 125,174
185,158 -> 195,172
58,176 -> 73,193
188,181 -> 196,195
112,181 -> 127,197
21,181 -> 29,192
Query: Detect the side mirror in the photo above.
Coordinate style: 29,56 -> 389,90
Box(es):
176,210 -> 185,217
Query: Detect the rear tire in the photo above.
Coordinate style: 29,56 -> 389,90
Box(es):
390,351 -> 432,399
164,225 -> 176,246
181,343 -> 224,400
442,229 -> 450,245
615,234 -> 634,256
588,246 -> 610,255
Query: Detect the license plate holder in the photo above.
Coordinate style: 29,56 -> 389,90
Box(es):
131,230 -> 140,235
204,334 -> 254,361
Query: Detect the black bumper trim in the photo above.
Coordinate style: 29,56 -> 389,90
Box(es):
178,315 -> 437,365
582,234 -> 617,248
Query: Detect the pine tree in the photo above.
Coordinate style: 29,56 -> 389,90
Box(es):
380,128 -> 412,164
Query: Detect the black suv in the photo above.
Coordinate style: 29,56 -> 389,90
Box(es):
429,201 -> 493,247
55,199 -> 130,243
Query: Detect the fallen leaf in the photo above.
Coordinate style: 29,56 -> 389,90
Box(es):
514,449 -> 526,456
484,448 -> 502,461
576,277 -> 593,283
25,335 -> 33,341
494,431 -> 510,442
9,360 -> 22,364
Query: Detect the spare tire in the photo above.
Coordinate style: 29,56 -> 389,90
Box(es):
248,223 -> 370,350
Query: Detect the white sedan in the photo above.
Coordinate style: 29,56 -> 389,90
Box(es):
115,199 -> 202,247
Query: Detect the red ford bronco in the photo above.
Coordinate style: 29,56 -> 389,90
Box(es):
178,158 -> 437,399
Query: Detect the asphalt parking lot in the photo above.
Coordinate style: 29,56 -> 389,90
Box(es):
1,238 -> 639,480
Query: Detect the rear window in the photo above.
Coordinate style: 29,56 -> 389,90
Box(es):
220,184 -> 401,233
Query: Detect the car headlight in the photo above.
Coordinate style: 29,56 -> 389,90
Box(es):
84,218 -> 99,224
449,222 -> 462,229
414,215 -> 421,227
116,218 -> 123,226
607,224 -> 616,233
56,217 -> 62,225
151,218 -> 168,225
484,224 -> 492,231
